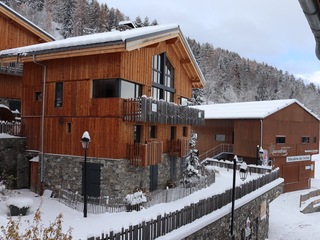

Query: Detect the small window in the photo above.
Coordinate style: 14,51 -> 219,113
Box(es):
314,137 -> 317,143
55,82 -> 63,107
183,126 -> 188,137
276,135 -> 286,144
150,126 -> 157,138
215,134 -> 226,142
301,136 -> 310,144
66,122 -> 72,134
35,92 -> 42,101
170,126 -> 176,140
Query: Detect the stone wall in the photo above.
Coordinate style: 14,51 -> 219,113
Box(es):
41,153 -> 185,199
0,137 -> 28,188
183,183 -> 283,240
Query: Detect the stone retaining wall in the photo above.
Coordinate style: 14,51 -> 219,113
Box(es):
0,137 -> 27,188
41,153 -> 185,198
183,183 -> 283,240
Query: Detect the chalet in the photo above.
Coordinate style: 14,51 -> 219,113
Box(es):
0,24 -> 205,198
192,99 -> 320,192
0,2 -> 54,113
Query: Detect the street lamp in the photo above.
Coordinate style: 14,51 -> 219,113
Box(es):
81,131 -> 90,218
230,155 -> 248,239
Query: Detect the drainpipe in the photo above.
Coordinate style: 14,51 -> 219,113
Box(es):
32,55 -> 46,194
260,119 -> 263,147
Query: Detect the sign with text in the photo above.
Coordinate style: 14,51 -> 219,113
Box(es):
286,155 -> 311,162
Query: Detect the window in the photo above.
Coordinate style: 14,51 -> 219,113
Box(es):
301,136 -> 310,144
92,78 -> 141,98
276,135 -> 286,144
66,122 -> 72,134
314,137 -> 317,143
152,53 -> 175,102
55,82 -> 63,107
35,92 -> 42,102
149,126 -> 157,138
170,126 -> 176,140
183,126 -> 188,137
215,134 -> 226,142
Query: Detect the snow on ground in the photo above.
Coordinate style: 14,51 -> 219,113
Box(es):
0,160 -> 319,239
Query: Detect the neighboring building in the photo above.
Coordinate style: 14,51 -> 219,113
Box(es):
193,99 -> 320,192
0,2 -> 54,113
0,24 -> 205,197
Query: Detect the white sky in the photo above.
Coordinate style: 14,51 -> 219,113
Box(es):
99,0 -> 320,86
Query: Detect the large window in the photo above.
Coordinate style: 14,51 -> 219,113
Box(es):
92,78 -> 141,98
152,53 -> 175,102
301,136 -> 310,144
55,82 -> 63,107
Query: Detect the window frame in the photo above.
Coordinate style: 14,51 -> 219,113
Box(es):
275,135 -> 286,144
55,82 -> 63,107
152,53 -> 175,102
301,136 -> 310,144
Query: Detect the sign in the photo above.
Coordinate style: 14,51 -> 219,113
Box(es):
152,103 -> 157,112
286,155 -> 311,162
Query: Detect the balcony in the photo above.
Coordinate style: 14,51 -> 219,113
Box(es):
123,97 -> 205,125
0,62 -> 23,76
127,141 -> 163,167
167,139 -> 190,157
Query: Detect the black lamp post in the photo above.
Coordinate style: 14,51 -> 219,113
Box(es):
81,131 -> 90,218
230,155 -> 248,239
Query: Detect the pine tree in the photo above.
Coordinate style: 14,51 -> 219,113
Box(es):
182,131 -> 201,186
59,0 -> 76,38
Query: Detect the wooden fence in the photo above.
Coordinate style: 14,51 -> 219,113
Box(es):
127,141 -> 163,166
88,168 -> 280,240
300,189 -> 320,208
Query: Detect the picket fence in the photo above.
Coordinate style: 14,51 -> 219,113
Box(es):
87,169 -> 279,240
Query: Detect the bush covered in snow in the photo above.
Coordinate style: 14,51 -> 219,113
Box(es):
123,191 -> 147,205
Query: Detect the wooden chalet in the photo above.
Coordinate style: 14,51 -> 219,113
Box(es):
193,99 -> 320,192
0,24 -> 205,196
0,2 -> 54,112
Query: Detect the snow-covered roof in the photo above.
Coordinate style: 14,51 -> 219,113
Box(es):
192,99 -> 320,120
0,2 -> 54,42
0,24 -> 179,57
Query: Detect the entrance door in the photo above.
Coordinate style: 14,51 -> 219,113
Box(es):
149,165 -> 158,192
82,162 -> 101,197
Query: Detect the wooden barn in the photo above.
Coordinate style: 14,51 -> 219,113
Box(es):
0,24 -> 205,197
0,1 -> 54,112
193,99 -> 320,192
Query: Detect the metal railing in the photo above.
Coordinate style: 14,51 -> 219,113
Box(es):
199,144 -> 234,161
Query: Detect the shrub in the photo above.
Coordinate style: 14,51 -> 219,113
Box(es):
0,207 -> 73,239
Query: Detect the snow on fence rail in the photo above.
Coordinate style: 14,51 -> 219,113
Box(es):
0,121 -> 21,136
299,189 -> 320,208
87,168 -> 280,240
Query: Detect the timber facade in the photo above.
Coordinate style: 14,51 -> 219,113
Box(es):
0,23 -> 205,196
0,2 -> 54,112
193,100 -> 320,192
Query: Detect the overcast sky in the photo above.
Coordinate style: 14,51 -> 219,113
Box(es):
99,0 -> 320,85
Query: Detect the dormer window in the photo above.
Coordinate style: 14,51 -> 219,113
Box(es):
152,53 -> 175,102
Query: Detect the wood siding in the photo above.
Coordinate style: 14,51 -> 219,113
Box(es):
193,103 -> 319,192
22,41 -> 197,159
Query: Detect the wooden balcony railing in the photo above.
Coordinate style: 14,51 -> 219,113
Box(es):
167,139 -> 190,157
0,62 -> 23,76
123,97 -> 205,125
127,141 -> 163,167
